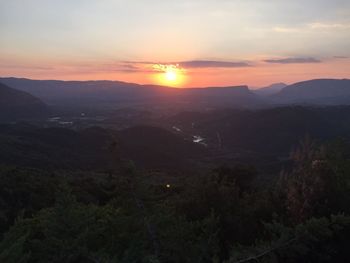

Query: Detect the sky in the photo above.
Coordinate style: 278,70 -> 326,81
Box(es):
1,0 -> 350,88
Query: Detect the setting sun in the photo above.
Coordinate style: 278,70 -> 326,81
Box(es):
152,64 -> 187,87
165,70 -> 177,82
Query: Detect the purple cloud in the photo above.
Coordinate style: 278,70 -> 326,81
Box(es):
334,56 -> 348,59
177,60 -> 251,68
122,60 -> 251,69
264,57 -> 322,64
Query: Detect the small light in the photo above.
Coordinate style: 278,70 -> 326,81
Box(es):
166,184 -> 171,188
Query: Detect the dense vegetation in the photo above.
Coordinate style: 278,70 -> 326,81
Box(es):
0,133 -> 349,262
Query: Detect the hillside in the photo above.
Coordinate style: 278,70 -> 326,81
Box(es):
0,124 -> 206,170
165,106 -> 350,155
253,83 -> 287,96
274,79 -> 350,104
183,85 -> 263,108
117,125 -> 206,169
0,82 -> 48,121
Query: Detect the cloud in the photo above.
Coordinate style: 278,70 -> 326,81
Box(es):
113,64 -> 148,73
263,57 -> 322,64
273,27 -> 300,33
177,60 -> 251,68
273,22 -> 350,33
334,56 -> 348,59
308,22 -> 350,29
0,63 -> 54,70
119,60 -> 252,72
96,62 -> 155,73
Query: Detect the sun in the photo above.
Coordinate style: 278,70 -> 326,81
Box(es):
165,70 -> 177,82
152,64 -> 187,87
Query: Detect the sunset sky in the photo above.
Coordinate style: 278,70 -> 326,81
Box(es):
1,0 -> 350,88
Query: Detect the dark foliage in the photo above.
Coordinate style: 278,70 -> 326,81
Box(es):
0,110 -> 350,262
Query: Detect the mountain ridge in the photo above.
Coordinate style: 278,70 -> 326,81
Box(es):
0,77 -> 262,109
0,82 -> 49,121
274,79 -> 350,105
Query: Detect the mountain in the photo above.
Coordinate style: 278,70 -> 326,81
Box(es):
0,124 -> 114,170
0,123 -> 206,170
253,83 -> 287,96
164,106 -> 350,155
117,125 -> 207,169
0,82 -> 49,121
3,77 -> 350,111
273,79 -> 350,104
0,78 -> 167,105
171,85 -> 264,109
0,78 -> 264,109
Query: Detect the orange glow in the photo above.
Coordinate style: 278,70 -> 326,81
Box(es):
152,64 -> 187,87
2,57 -> 350,88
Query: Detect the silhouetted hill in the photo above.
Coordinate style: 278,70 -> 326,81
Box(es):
183,85 -> 263,108
274,79 -> 350,104
253,83 -> 287,96
0,78 -> 167,105
0,124 -> 114,169
117,126 -> 206,169
0,124 -> 205,170
165,106 -> 350,155
0,82 -> 48,121
3,77 -> 350,110
0,78 -> 264,109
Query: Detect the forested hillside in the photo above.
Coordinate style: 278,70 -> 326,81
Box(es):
0,134 -> 349,262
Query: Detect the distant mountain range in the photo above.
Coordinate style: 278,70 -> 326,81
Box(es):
253,83 -> 287,96
272,79 -> 350,105
0,78 -> 263,109
0,82 -> 48,121
1,77 -> 350,111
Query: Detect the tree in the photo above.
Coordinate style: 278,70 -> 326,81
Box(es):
228,214 -> 350,263
279,137 -> 334,223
